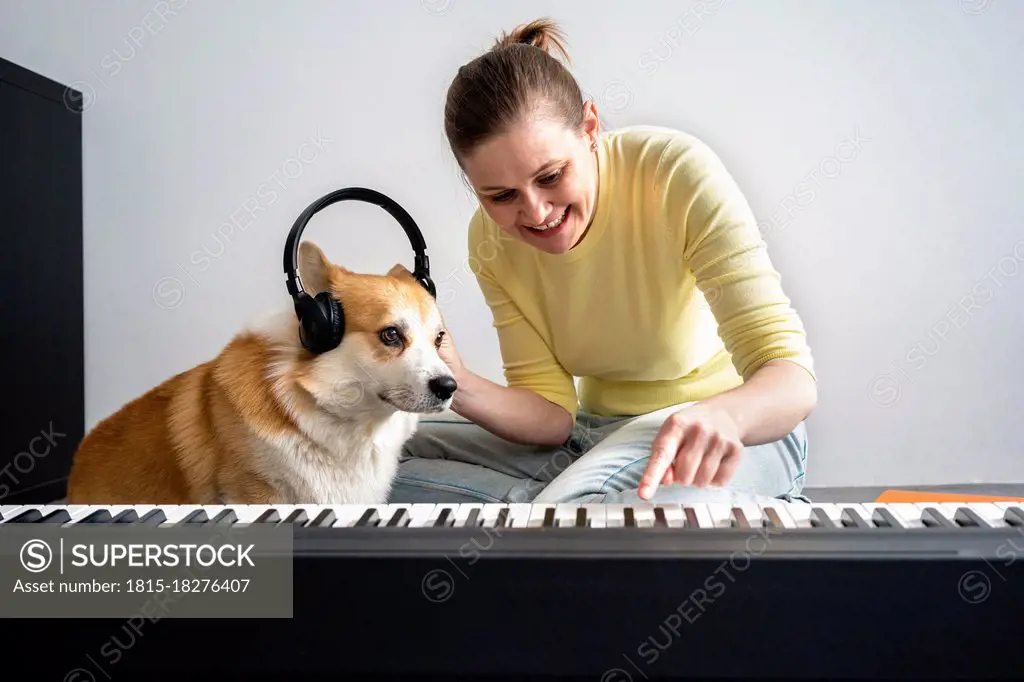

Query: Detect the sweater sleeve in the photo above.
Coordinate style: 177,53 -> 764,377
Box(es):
659,136 -> 817,383
467,212 -> 580,420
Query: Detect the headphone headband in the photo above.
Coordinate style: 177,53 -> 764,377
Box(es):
283,187 -> 431,299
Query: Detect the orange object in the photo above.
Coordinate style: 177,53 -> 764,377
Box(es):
874,489 -> 1024,503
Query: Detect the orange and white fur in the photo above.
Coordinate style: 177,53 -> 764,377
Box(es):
66,241 -> 456,505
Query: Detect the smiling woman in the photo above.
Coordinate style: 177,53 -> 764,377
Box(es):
390,18 -> 818,507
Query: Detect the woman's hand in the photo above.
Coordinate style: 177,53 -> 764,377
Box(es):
437,328 -> 466,379
637,402 -> 744,500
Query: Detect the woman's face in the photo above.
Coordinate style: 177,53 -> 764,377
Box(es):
461,102 -> 601,255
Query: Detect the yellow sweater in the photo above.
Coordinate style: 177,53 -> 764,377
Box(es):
467,125 -> 815,419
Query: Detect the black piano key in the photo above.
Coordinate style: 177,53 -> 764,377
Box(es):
623,507 -> 636,527
921,507 -> 956,528
179,510 -> 209,525
954,507 -> 990,527
309,509 -> 336,527
840,507 -> 872,528
285,509 -> 309,525
871,508 -> 903,528
1004,506 -> 1024,527
683,507 -> 700,528
39,510 -> 71,524
434,508 -> 454,527
576,507 -> 590,528
810,507 -> 837,528
254,509 -> 281,524
763,508 -> 786,529
731,507 -> 752,528
494,507 -> 509,528
112,510 -> 140,524
209,509 -> 237,526
542,507 -> 556,527
79,510 -> 114,524
137,509 -> 166,525
463,508 -> 481,528
7,509 -> 43,523
386,508 -> 411,527
355,509 -> 379,527
652,507 -> 667,528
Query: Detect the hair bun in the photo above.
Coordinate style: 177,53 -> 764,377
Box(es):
493,17 -> 571,64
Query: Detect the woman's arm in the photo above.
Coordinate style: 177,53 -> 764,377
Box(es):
700,359 -> 818,446
449,367 -> 574,447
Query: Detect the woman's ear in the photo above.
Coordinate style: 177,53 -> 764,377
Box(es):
582,98 -> 601,144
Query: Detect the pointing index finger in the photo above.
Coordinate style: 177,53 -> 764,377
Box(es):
639,416 -> 684,499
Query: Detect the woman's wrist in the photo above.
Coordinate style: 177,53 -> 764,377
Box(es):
450,366 -> 478,415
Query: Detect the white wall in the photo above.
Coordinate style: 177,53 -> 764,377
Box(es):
2,0 -> 1021,487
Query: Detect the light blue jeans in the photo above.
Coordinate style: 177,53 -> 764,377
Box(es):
389,404 -> 809,506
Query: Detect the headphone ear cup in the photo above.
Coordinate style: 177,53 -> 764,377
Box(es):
296,292 -> 344,353
315,291 -> 344,349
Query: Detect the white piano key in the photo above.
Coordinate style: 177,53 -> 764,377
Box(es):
528,503 -> 557,527
156,504 -> 210,525
505,503 -> 533,528
424,503 -> 461,527
0,505 -> 34,523
838,503 -> 876,527
630,504 -> 657,528
945,502 -> 1006,528
582,504 -> 607,528
0,505 -> 21,519
726,502 -> 765,528
373,503 -> 418,527
653,504 -> 684,528
686,504 -> 716,529
399,503 -> 436,527
220,504 -> 272,523
453,503 -> 484,527
291,504 -> 337,527
808,503 -> 845,527
912,503 -> 957,527
963,503 -> 1011,527
705,503 -> 736,528
761,502 -> 799,529
603,504 -> 627,528
781,502 -> 815,528
66,503 -> 143,524
857,502 -> 910,528
477,503 -> 506,528
553,503 -> 581,527
881,502 -> 928,528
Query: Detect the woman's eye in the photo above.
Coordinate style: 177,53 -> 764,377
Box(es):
380,327 -> 401,345
491,191 -> 515,203
538,170 -> 562,185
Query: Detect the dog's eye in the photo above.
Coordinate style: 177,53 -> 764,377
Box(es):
380,327 -> 402,346
435,331 -> 445,347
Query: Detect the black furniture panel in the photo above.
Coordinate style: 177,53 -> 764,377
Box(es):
0,57 -> 83,503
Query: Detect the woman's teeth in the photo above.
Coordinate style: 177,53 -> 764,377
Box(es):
529,208 -> 568,231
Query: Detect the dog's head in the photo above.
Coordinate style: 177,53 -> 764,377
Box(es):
293,241 -> 457,416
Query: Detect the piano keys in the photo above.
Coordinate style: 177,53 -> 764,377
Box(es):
3,500 -> 1023,531
2,500 -> 1022,679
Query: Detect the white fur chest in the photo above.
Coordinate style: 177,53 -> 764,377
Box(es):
256,410 -> 418,504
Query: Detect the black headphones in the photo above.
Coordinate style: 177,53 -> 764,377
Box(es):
283,187 -> 435,354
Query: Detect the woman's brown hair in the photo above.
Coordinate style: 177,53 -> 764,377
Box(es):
443,18 -> 585,167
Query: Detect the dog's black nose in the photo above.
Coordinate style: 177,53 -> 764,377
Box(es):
428,375 -> 457,400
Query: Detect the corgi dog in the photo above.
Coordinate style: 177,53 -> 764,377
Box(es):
66,241 -> 457,505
